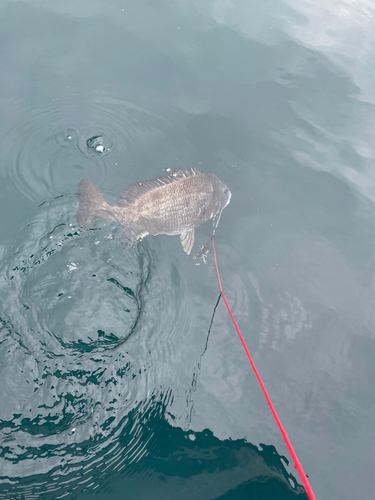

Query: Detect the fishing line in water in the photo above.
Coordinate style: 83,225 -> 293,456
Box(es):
211,236 -> 317,500
202,293 -> 222,356
186,293 -> 221,427
196,209 -> 223,259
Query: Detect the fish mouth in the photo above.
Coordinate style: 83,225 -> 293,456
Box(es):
225,189 -> 231,207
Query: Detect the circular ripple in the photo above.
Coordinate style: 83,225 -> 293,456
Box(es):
0,194 -> 193,496
1,90 -> 165,202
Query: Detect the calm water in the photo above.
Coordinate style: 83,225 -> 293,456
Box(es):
1,0 -> 375,498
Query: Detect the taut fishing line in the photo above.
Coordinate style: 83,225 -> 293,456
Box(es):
211,236 -> 317,500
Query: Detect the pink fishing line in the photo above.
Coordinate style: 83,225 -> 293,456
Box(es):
211,236 -> 317,500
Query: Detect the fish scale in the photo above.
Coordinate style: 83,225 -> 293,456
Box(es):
77,167 -> 231,255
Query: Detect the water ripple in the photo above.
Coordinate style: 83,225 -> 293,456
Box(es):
2,90 -> 165,202
0,193 -> 193,497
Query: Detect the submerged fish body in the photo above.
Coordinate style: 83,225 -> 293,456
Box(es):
76,167 -> 231,254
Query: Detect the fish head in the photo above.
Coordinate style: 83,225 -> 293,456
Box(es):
209,174 -> 231,217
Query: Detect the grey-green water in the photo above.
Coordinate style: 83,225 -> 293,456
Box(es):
1,0 -> 375,498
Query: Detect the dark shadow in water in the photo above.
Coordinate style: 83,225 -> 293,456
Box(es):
75,403 -> 307,500
0,397 -> 307,500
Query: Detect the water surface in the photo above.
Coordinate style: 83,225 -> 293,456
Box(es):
1,0 -> 375,499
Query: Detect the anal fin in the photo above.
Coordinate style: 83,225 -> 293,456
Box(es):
180,229 -> 195,255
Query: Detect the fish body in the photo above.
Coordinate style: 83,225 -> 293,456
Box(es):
76,167 -> 231,254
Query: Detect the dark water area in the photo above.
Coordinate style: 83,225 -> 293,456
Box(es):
1,0 -> 375,499
0,401 -> 305,500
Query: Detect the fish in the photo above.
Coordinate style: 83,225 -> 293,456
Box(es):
76,167 -> 231,254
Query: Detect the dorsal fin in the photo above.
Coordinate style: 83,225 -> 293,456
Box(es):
118,167 -> 201,206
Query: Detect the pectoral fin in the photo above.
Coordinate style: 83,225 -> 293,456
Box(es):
180,229 -> 195,255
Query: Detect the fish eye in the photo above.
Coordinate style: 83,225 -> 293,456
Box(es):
224,188 -> 229,194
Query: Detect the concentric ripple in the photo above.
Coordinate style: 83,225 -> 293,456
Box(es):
0,193 -> 194,497
1,90 -> 165,202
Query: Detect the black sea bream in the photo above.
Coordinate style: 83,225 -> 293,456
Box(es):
76,167 -> 231,254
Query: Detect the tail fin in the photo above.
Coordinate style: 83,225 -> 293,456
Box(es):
76,179 -> 110,226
